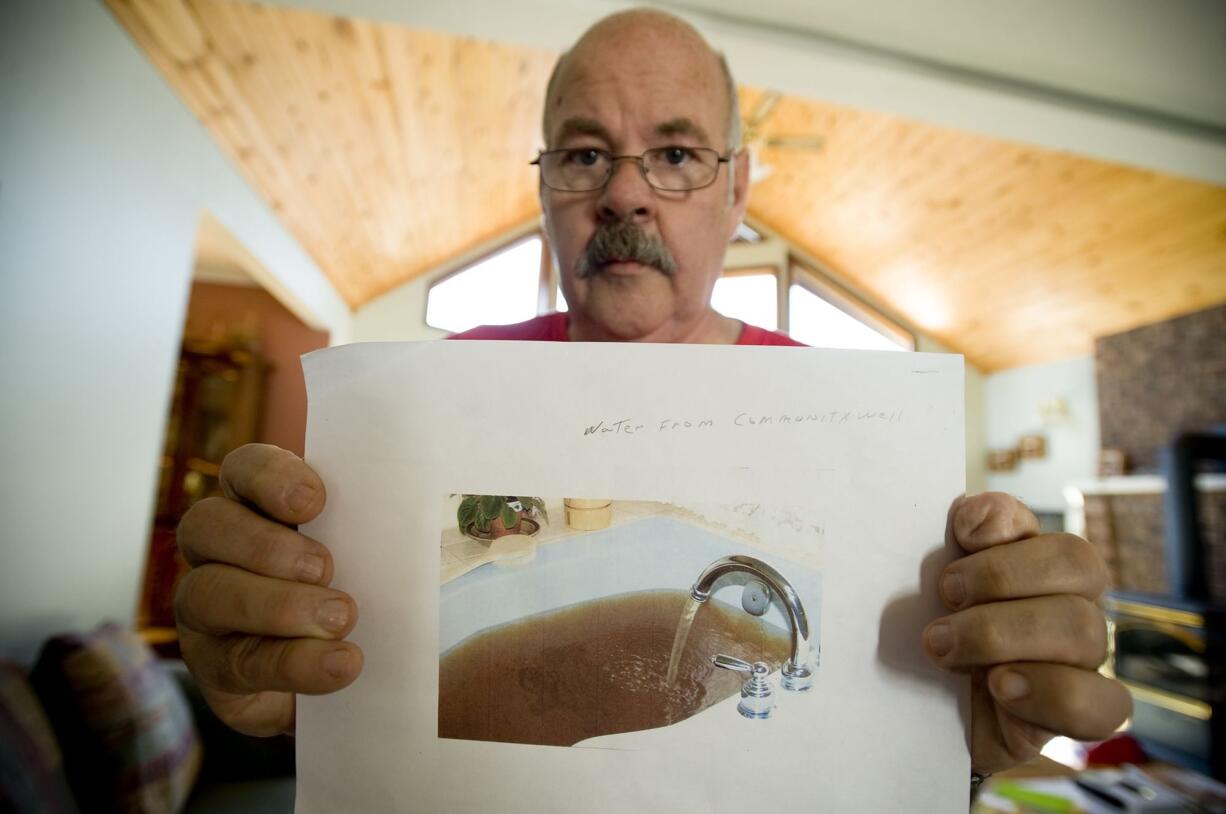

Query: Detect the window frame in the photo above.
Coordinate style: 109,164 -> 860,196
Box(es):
717,241 -> 912,351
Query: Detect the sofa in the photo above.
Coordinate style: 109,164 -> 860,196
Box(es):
0,622 -> 295,813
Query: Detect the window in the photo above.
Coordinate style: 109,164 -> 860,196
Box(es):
425,236 -> 543,333
788,284 -> 907,351
711,258 -> 912,351
710,269 -> 778,331
424,227 -> 913,352
732,221 -> 764,243
788,263 -> 913,352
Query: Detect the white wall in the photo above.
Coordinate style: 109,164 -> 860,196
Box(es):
351,274 -> 447,342
984,356 -> 1100,512
0,1 -> 350,663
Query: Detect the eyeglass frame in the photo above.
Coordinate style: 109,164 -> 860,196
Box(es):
530,146 -> 734,193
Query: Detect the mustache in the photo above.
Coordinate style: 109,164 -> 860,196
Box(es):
575,219 -> 678,279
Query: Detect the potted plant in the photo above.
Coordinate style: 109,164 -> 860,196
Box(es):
456,495 -> 548,539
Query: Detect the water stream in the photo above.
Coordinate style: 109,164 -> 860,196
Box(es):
664,596 -> 701,687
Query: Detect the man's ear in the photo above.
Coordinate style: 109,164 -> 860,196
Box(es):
726,148 -> 751,240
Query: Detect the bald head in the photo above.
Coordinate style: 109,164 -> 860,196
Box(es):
542,9 -> 741,151
534,8 -> 753,344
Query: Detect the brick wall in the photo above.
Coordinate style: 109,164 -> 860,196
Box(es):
1091,304 -> 1226,600
1095,304 -> 1226,472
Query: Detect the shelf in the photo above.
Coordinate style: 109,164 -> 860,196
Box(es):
1066,474 -> 1226,499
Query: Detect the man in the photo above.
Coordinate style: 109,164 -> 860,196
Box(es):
174,8 -> 1130,785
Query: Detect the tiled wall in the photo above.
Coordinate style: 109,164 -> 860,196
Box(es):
1095,304 -> 1226,472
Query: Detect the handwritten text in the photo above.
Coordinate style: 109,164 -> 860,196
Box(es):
581,409 -> 902,437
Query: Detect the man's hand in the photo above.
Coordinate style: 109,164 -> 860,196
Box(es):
926,493 -> 1131,774
175,443 -> 362,737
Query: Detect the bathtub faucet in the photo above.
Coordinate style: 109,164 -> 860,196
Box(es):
689,555 -> 816,692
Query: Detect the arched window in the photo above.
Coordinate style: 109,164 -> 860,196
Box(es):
785,263 -> 913,351
425,235 -> 545,333
426,224 -> 913,351
712,264 -> 912,350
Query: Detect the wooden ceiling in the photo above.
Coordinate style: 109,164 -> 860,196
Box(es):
108,0 -> 555,306
743,88 -> 1226,370
108,0 -> 1226,371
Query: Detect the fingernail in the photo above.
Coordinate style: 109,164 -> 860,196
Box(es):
288,484 -> 316,514
926,622 -> 954,658
317,598 -> 350,632
942,572 -> 966,608
993,670 -> 1030,702
322,648 -> 353,679
297,554 -> 325,584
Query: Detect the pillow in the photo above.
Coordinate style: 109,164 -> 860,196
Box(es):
0,661 -> 79,813
30,623 -> 201,814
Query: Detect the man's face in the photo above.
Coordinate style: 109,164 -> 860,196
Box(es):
540,24 -> 749,341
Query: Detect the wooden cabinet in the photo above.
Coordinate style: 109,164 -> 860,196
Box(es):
137,339 -> 268,645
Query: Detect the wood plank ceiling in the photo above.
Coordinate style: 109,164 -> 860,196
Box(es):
108,0 -> 556,307
108,0 -> 1226,372
743,88 -> 1226,370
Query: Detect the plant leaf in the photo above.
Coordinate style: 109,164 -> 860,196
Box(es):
500,503 -> 519,529
479,494 -> 502,519
457,501 -> 477,532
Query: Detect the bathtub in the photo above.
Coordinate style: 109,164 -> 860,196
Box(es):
439,513 -> 822,655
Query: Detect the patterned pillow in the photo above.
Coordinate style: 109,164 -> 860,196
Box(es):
30,623 -> 201,813
0,661 -> 79,813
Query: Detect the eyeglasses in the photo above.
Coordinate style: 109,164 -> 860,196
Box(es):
531,147 -> 731,192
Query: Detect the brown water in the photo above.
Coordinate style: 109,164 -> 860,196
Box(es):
438,589 -> 790,747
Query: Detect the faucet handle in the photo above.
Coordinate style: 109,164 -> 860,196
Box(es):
711,654 -> 754,673
711,654 -> 774,719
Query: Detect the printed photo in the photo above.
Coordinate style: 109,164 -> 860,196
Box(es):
438,496 -> 823,747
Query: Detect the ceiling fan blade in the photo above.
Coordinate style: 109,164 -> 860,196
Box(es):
764,134 -> 825,151
744,90 -> 782,131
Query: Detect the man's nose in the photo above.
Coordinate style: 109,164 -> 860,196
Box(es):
597,157 -> 655,223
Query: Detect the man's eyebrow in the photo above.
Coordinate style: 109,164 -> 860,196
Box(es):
654,118 -> 711,146
553,117 -> 612,145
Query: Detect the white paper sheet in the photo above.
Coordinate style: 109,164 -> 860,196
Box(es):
296,340 -> 970,813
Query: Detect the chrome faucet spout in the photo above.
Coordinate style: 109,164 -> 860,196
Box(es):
690,554 -> 816,691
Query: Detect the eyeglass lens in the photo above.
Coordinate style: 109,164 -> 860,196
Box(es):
539,148 -> 721,192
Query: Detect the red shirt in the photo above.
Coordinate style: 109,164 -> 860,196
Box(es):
449,312 -> 805,346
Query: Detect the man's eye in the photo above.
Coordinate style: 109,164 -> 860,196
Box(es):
565,149 -> 603,167
662,147 -> 692,166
